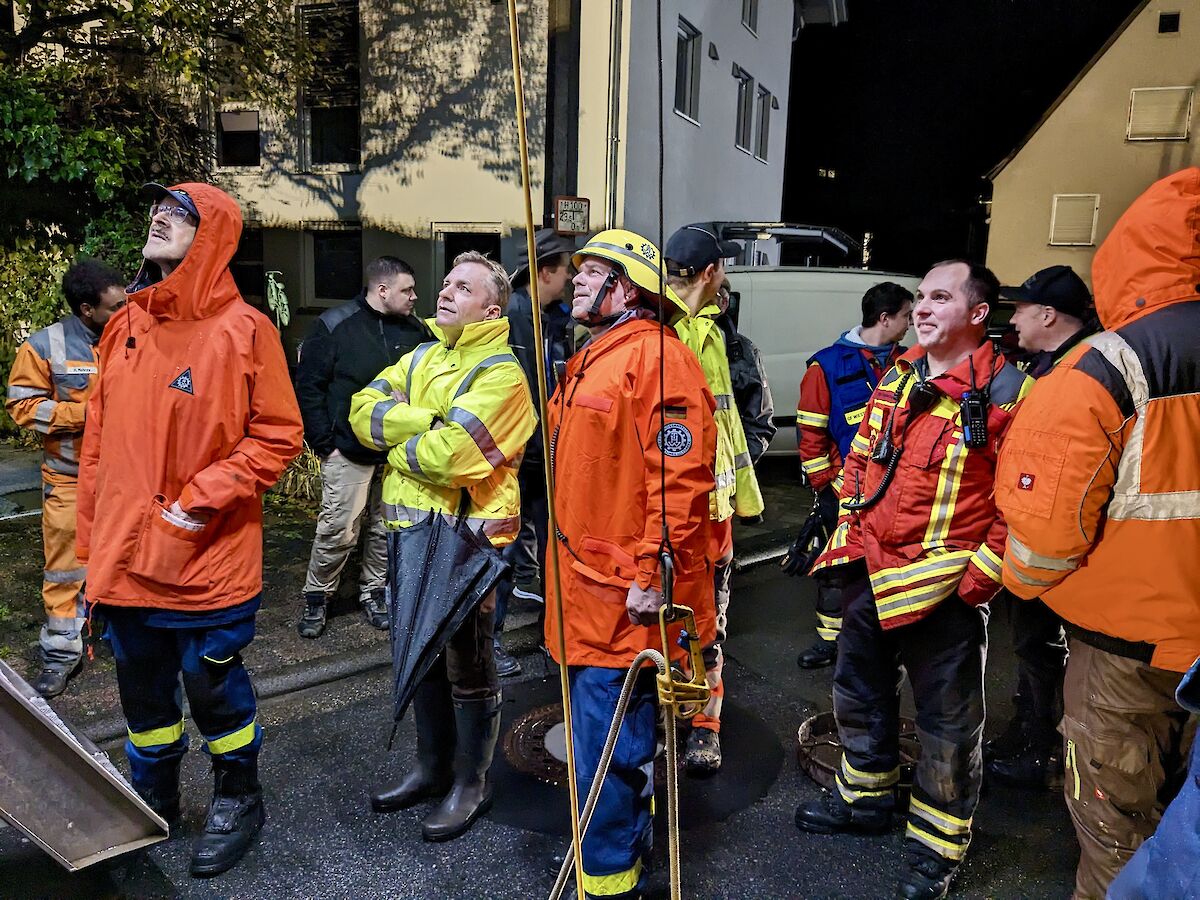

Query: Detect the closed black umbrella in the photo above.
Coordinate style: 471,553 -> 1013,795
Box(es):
385,500 -> 509,727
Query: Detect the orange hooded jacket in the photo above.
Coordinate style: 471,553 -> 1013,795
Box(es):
997,167 -> 1200,672
544,317 -> 717,669
76,183 -> 303,612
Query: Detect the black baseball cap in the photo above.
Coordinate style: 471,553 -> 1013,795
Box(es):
142,183 -> 201,221
1000,265 -> 1092,318
509,228 -> 577,283
664,223 -> 740,277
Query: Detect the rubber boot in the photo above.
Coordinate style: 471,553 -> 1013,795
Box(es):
371,677 -> 456,813
421,692 -> 501,841
190,759 -> 265,877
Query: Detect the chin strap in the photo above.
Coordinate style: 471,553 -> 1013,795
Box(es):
577,270 -> 623,327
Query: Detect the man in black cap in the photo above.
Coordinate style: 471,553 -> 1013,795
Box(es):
986,264 -> 1098,789
494,228 -> 577,675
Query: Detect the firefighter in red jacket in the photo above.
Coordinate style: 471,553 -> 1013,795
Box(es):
794,260 -> 1032,900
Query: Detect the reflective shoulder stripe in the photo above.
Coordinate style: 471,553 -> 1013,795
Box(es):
453,353 -> 520,399
46,322 -> 68,373
446,406 -> 506,465
1086,332 -> 1149,410
989,362 -> 1028,407
366,378 -> 392,394
62,316 -> 97,362
405,342 -> 439,395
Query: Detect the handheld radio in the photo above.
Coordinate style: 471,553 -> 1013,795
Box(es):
960,356 -> 989,449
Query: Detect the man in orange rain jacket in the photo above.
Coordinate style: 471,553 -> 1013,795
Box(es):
77,182 -> 302,877
545,229 -> 716,900
996,167 -> 1200,900
5,259 -> 126,697
796,260 -> 1032,900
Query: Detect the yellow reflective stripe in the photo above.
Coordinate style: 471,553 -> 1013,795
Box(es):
129,719 -> 184,748
831,473 -> 844,493
817,612 -> 842,629
1066,740 -> 1081,801
923,440 -> 968,546
875,578 -> 960,621
797,410 -> 830,427
842,757 -> 900,788
870,550 -> 975,593
906,822 -> 968,860
801,454 -> 833,475
851,433 -> 871,454
868,407 -> 884,430
202,655 -> 235,665
836,773 -> 893,804
206,720 -> 258,755
909,795 -> 972,834
582,859 -> 642,896
972,544 -> 1003,583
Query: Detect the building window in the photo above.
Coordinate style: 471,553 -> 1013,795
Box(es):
302,1 -> 361,167
1158,12 -> 1181,33
754,87 -> 772,160
217,110 -> 261,167
1127,86 -> 1193,140
312,229 -> 363,302
733,65 -> 754,151
1048,194 -> 1100,246
230,229 -> 266,301
674,17 -> 701,122
741,0 -> 759,34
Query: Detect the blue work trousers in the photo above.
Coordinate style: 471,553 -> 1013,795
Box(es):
570,665 -> 658,899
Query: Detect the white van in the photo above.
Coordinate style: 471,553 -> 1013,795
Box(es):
725,266 -> 921,457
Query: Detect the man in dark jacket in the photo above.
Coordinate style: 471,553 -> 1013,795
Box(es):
295,256 -> 431,638
493,228 -> 575,676
715,278 -> 775,464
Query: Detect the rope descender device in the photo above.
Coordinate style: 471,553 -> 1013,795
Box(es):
655,552 -> 711,720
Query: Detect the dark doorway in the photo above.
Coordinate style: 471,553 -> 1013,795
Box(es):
442,232 -> 503,273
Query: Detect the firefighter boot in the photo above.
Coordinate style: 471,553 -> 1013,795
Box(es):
794,789 -> 892,835
371,677 -> 456,812
897,849 -> 958,899
297,591 -> 330,639
190,759 -> 265,877
796,638 -> 837,670
421,692 -> 501,841
986,726 -> 1064,791
362,588 -> 389,631
137,758 -> 183,832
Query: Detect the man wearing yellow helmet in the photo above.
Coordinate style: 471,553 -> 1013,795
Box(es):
546,229 -> 717,900
665,223 -> 766,775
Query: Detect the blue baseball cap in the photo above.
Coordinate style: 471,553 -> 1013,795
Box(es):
664,223 -> 740,277
142,182 -> 201,221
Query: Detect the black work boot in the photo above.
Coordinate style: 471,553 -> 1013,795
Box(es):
796,638 -> 838,670
190,760 -> 265,877
986,732 -> 1064,790
897,849 -> 958,899
371,678 -> 456,813
795,789 -> 892,835
421,692 -> 501,841
982,714 -> 1028,764
34,657 -> 82,699
362,588 -> 389,631
297,591 -> 330,639
137,760 -> 183,833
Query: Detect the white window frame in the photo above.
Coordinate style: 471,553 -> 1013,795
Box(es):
673,17 -> 701,124
1048,194 -> 1100,247
1126,86 -> 1194,141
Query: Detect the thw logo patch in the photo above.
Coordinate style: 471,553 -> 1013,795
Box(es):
169,368 -> 195,395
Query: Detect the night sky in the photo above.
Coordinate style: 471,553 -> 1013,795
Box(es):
782,0 -> 1145,274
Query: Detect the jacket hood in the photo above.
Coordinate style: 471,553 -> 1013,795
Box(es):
1092,166 -> 1200,330
127,182 -> 244,321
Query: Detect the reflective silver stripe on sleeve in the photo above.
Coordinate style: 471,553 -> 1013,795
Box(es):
733,451 -> 753,470
44,456 -> 79,476
6,385 -> 50,401
453,354 -> 519,399
366,379 -> 391,394
447,407 -> 505,466
33,399 -> 57,433
47,322 -> 67,373
405,342 -> 438,396
44,567 -> 87,584
1007,535 -> 1081,573
715,393 -> 734,410
370,399 -> 399,450
404,434 -> 423,476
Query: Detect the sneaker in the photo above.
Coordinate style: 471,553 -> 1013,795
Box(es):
34,658 -> 82,699
493,642 -> 522,678
684,726 -> 722,775
362,589 -> 389,631
512,577 -> 543,603
297,591 -> 329,639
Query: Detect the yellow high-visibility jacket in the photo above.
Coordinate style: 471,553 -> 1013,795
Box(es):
671,305 -> 765,521
349,317 -> 537,546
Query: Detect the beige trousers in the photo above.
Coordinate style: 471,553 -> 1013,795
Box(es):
303,451 -> 387,601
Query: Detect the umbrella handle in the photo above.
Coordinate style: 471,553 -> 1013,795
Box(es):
454,488 -> 472,528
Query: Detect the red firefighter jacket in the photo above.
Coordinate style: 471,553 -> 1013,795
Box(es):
544,317 -> 717,668
812,342 -> 1032,628
76,183 -> 303,612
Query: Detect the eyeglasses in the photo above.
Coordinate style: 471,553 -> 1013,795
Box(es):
149,204 -> 195,225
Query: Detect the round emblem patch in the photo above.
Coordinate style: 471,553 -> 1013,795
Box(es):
640,243 -> 657,261
657,423 -> 693,457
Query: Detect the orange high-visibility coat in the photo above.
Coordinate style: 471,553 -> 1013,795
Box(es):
544,317 -> 717,669
76,183 -> 303,613
997,167 -> 1200,673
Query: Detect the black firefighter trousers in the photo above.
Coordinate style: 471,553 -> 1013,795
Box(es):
832,561 -> 987,866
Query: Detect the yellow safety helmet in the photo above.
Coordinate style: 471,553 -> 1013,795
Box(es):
573,229 -> 685,311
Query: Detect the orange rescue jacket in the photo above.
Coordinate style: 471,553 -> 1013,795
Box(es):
76,183 -> 303,612
544,317 -> 717,668
997,167 -> 1200,672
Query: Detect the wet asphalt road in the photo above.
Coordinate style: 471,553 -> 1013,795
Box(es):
0,563 -> 1078,899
